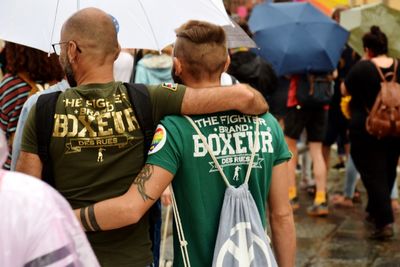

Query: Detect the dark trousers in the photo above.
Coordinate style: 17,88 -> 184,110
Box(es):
149,200 -> 161,267
350,134 -> 400,228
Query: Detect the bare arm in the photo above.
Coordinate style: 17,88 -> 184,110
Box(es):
15,151 -> 42,179
75,164 -> 173,231
340,81 -> 349,96
268,161 -> 296,267
161,186 -> 172,206
181,84 -> 268,115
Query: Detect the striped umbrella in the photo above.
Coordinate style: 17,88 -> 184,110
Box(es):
295,0 -> 349,16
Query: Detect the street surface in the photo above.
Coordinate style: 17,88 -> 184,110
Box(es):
160,161 -> 400,267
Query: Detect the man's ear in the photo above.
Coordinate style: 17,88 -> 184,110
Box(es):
67,41 -> 79,63
223,55 -> 231,72
173,57 -> 183,75
115,44 -> 121,61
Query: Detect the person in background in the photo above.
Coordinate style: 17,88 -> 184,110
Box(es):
114,49 -> 135,83
10,79 -> 70,171
0,40 -> 5,80
0,42 -> 64,169
284,73 -> 329,217
227,21 -> 278,102
342,26 -> 400,240
322,7 -> 359,177
134,47 -> 173,85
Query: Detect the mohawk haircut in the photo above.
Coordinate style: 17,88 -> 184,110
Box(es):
174,20 -> 228,81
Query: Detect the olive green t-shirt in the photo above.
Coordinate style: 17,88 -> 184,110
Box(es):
146,112 -> 291,267
21,81 -> 186,267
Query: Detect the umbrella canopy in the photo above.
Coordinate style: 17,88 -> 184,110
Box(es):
340,2 -> 400,58
223,20 -> 257,48
248,2 -> 349,76
0,0 -> 231,52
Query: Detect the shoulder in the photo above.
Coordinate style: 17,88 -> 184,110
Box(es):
0,74 -> 19,85
260,113 -> 280,129
146,83 -> 181,91
161,115 -> 187,129
346,60 -> 375,83
261,112 -> 278,122
1,171 -> 47,200
352,60 -> 375,72
158,115 -> 195,140
0,74 -> 28,91
1,171 -> 73,225
145,83 -> 186,99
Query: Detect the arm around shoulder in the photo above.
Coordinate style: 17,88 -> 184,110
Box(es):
181,83 -> 268,115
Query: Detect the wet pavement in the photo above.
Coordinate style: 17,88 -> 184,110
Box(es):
160,162 -> 400,267
295,167 -> 400,267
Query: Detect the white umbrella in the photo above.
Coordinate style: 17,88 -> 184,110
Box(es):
0,0 -> 231,52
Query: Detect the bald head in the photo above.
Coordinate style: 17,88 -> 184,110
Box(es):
62,8 -> 119,59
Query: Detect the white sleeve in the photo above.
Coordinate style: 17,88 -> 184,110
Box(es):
24,187 -> 100,267
0,173 -> 99,267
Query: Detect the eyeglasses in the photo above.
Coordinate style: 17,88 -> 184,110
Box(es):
51,40 -> 82,55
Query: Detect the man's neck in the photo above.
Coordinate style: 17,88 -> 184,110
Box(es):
76,65 -> 115,85
183,78 -> 221,89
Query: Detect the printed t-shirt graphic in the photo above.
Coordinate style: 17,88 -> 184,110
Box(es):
20,81 -> 185,267
147,112 -> 291,267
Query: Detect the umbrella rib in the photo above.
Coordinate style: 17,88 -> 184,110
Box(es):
137,0 -> 161,51
279,24 -> 299,75
303,23 -> 337,68
49,0 -> 62,54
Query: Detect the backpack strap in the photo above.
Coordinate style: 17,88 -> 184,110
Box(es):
123,83 -> 155,154
371,58 -> 398,82
184,115 -> 260,186
391,59 -> 398,82
36,91 -> 62,186
170,185 -> 191,267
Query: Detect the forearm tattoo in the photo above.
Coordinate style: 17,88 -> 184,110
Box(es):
134,164 -> 155,202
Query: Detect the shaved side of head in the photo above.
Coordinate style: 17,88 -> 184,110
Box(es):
62,7 -> 119,61
174,20 -> 228,82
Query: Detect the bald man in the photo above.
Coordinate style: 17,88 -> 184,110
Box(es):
16,8 -> 268,267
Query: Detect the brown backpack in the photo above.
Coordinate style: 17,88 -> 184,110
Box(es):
366,59 -> 400,138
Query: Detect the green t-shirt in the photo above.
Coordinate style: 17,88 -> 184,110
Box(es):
21,81 -> 186,267
146,112 -> 291,267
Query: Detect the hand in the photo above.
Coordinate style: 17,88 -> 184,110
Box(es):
237,83 -> 269,115
161,186 -> 172,206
